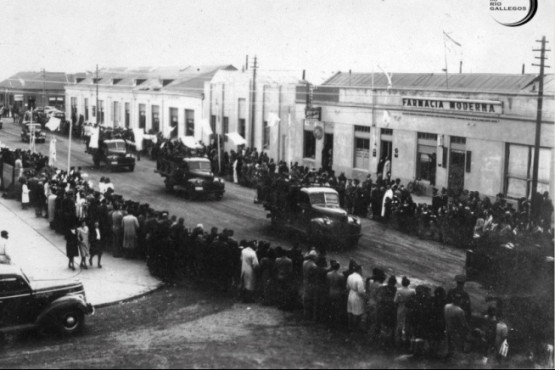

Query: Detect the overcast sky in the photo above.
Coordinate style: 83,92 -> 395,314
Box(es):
1,0 -> 553,82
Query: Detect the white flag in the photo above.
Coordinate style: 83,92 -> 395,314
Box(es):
46,117 -> 61,131
383,110 -> 391,125
267,113 -> 281,128
89,127 -> 100,149
201,118 -> 213,135
133,128 -> 144,151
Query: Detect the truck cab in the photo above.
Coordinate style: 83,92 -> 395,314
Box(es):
0,265 -> 94,336
90,139 -> 136,172
265,185 -> 361,249
157,156 -> 225,200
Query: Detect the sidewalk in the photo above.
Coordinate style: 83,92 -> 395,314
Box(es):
0,197 -> 162,307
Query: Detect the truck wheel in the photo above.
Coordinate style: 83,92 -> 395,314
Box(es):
215,193 -> 223,201
55,308 -> 84,336
129,165 -> 135,172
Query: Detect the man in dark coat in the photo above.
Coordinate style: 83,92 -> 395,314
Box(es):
446,274 -> 472,322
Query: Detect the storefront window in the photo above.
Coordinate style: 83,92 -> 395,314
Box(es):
354,125 -> 370,169
151,105 -> 160,133
417,132 -> 438,184
505,144 -> 551,198
125,103 -> 130,128
169,107 -> 178,137
238,118 -> 246,139
185,109 -> 194,136
304,129 -> 316,159
139,104 -> 146,129
223,117 -> 229,142
263,121 -> 270,148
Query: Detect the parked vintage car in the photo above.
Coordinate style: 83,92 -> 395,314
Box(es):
0,265 -> 94,336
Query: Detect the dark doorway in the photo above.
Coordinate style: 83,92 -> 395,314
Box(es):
380,140 -> 392,161
322,133 -> 334,171
448,150 -> 465,196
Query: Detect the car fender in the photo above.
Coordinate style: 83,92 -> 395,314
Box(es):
36,295 -> 93,326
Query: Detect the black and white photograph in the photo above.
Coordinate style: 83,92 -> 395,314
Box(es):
0,0 -> 553,368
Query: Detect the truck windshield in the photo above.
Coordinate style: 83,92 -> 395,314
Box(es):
188,161 -> 212,172
106,142 -> 126,151
309,192 -> 340,207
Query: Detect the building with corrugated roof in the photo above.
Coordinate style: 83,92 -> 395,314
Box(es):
204,69 -> 302,161
64,65 -> 236,138
0,71 -> 80,116
294,72 -> 554,199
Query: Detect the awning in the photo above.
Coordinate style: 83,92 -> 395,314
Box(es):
179,135 -> 202,149
225,132 -> 247,146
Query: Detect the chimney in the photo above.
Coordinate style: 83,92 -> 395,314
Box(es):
245,55 -> 249,71
522,63 -> 525,74
459,61 -> 463,74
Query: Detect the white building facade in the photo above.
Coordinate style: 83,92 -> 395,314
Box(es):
293,73 -> 555,199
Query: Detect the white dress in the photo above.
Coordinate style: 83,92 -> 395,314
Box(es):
241,247 -> 259,291
21,184 -> 30,204
347,272 -> 366,316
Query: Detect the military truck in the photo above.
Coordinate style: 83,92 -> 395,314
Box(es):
156,155 -> 225,200
263,184 -> 362,249
87,138 -> 136,172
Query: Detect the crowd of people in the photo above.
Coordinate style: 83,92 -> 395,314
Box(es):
1,142 -> 553,365
202,145 -> 554,253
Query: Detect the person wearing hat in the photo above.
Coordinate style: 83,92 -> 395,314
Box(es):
302,250 -> 319,321
0,230 -> 11,265
326,260 -> 346,326
346,263 -> 365,331
394,276 -> 415,348
365,268 -> 385,336
447,274 -> 472,321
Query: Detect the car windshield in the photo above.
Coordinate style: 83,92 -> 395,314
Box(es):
309,192 -> 340,207
106,142 -> 126,151
188,160 -> 212,172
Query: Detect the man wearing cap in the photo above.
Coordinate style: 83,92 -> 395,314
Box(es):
447,274 -> 472,321
0,231 -> 11,264
444,295 -> 470,356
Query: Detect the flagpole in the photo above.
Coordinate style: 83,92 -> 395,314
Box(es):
443,32 -> 449,89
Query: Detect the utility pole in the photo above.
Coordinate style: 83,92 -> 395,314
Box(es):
250,56 -> 257,147
42,68 -> 46,108
531,36 -> 550,210
95,64 -> 99,126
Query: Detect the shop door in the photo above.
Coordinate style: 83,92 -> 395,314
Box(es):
448,151 -> 465,196
322,133 -> 334,171
380,140 -> 392,161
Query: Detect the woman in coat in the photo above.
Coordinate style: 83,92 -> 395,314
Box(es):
77,220 -> 90,269
21,180 -> 30,210
65,227 -> 80,271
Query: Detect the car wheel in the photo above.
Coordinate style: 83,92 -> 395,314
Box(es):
56,308 -> 84,336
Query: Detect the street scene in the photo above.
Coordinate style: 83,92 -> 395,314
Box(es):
0,0 -> 553,368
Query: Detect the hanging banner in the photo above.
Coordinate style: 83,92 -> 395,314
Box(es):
49,138 -> 57,166
89,127 -> 100,149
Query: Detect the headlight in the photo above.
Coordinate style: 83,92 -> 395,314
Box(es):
349,216 -> 360,225
126,153 -> 135,158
